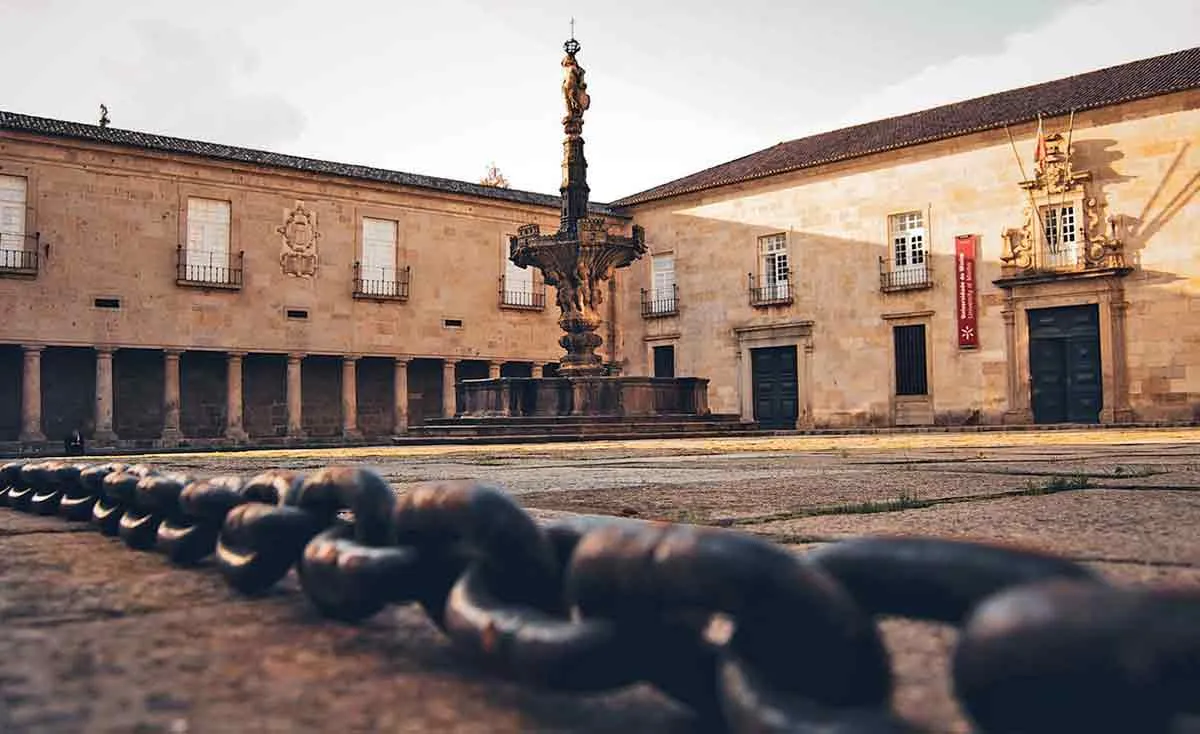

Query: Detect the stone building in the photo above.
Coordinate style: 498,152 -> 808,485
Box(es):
613,47 -> 1200,428
0,116 -> 625,449
1,47 -> 1198,448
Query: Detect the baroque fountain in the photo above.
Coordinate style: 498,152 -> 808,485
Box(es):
454,36 -> 711,420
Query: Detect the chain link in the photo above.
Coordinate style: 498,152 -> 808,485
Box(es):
1,458 -> 1197,733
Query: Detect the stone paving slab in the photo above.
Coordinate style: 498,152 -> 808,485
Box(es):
4,429 -> 1200,733
0,516 -> 688,734
749,489 -> 1200,565
517,470 -> 1031,524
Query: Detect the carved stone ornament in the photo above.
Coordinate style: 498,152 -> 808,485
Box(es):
999,132 -> 1128,275
278,201 -> 320,278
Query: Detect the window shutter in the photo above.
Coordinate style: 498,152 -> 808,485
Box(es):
504,235 -> 533,292
186,198 -> 230,268
362,218 -> 398,281
652,255 -> 675,298
0,175 -> 27,250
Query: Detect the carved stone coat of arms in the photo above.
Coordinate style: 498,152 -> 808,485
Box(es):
278,201 -> 320,277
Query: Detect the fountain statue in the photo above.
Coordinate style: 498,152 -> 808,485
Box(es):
508,36 -> 646,376
449,35 -> 712,422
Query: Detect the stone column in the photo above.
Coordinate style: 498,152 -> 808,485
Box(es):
94,347 -> 117,444
287,353 -> 305,439
1110,300 -> 1133,423
342,356 -> 361,439
19,345 -> 45,442
161,349 -> 182,445
393,358 -> 410,435
1001,306 -> 1027,423
225,352 -> 248,442
800,341 -> 815,428
531,363 -> 545,379
488,361 -> 502,380
442,358 -> 459,418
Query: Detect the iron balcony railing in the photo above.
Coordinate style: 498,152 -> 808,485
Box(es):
879,258 -> 932,292
498,275 -> 546,310
354,263 -> 411,300
641,284 -> 679,317
748,273 -> 793,306
0,231 -> 39,276
176,246 -> 244,289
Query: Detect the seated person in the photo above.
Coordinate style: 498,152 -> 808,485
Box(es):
64,429 -> 85,456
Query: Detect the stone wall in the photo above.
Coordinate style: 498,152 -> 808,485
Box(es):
408,359 -> 443,427
243,355 -> 287,438
356,358 -> 394,437
0,346 -> 19,440
501,362 -> 533,378
113,349 -> 163,440
618,90 -> 1200,425
0,132 -> 592,367
41,347 -> 93,440
301,356 -> 342,438
180,351 -> 228,438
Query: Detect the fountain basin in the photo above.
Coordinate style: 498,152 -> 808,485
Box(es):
456,376 -> 710,418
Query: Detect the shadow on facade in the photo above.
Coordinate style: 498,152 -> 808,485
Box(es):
627,130 -> 1199,426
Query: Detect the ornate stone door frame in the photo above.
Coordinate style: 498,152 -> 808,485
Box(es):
1000,275 -> 1131,424
882,310 -> 936,426
733,321 -> 814,427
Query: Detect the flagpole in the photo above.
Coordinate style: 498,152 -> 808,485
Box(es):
1005,123 -> 1047,262
1058,108 -> 1077,257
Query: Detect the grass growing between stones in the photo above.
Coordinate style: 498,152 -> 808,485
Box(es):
1018,474 -> 1092,495
815,489 -> 936,516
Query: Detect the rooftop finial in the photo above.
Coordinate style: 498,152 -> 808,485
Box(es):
99,104 -> 110,129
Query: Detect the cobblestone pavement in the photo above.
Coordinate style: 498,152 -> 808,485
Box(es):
2,428 -> 1199,733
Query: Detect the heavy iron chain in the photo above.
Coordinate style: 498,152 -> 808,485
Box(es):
1,458 -> 1198,733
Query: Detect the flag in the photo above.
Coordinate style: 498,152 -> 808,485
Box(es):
1033,114 -> 1047,173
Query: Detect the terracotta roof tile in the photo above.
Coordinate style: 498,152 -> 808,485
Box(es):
0,111 -> 616,215
612,47 -> 1200,207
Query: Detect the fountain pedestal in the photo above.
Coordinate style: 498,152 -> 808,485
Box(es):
442,35 -> 718,428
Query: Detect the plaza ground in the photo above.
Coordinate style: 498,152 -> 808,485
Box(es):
2,428 -> 1199,732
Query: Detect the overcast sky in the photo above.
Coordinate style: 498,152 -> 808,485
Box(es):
2,0 -> 1196,201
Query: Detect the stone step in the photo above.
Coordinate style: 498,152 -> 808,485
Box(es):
394,427 -> 775,445
422,413 -> 746,427
407,415 -> 762,442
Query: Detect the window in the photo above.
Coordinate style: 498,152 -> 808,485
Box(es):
642,254 -> 677,316
359,218 -> 405,297
893,324 -> 928,396
1040,204 -> 1079,267
652,255 -> 676,301
760,234 -> 790,297
501,234 -> 542,308
0,175 -> 32,271
891,212 -> 925,270
183,198 -> 232,283
882,212 -> 930,290
749,233 -> 791,305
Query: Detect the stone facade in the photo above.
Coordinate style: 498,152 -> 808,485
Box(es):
0,129 -> 599,449
614,90 -> 1200,427
2,64 -> 1198,446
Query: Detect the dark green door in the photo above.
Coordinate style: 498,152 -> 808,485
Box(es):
653,345 -> 675,378
751,346 -> 798,429
1028,305 -> 1102,424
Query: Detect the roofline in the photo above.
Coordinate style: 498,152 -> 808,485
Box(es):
0,111 -> 622,217
612,54 -> 1200,208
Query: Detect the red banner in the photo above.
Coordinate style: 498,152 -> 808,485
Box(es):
955,235 -> 979,349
